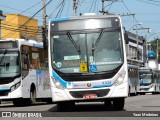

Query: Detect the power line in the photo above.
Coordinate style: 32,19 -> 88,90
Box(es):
3,0 -> 54,38
145,0 -> 160,3
0,1 -> 42,16
136,0 -> 160,6
122,1 -> 141,25
47,0 -> 65,20
55,0 -> 66,18
89,0 -> 96,13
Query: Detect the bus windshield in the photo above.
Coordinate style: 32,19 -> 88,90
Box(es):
51,28 -> 123,73
140,74 -> 153,86
0,50 -> 20,77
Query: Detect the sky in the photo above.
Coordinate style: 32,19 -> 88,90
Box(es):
0,0 -> 160,41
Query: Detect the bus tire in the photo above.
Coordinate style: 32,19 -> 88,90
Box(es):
13,98 -> 27,106
30,85 -> 36,104
104,99 -> 112,110
112,98 -> 124,110
57,101 -> 75,111
128,87 -> 131,97
46,98 -> 53,104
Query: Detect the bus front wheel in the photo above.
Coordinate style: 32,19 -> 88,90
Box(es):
13,98 -> 28,106
112,98 -> 124,110
104,99 -> 112,110
57,101 -> 75,111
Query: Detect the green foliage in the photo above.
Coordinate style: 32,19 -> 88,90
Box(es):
149,39 -> 160,52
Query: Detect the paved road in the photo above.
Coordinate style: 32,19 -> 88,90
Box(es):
0,94 -> 160,120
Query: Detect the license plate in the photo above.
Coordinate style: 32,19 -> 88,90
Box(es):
83,94 -> 97,99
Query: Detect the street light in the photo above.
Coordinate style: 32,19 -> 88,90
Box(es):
147,31 -> 160,42
128,23 -> 143,32
146,32 -> 159,51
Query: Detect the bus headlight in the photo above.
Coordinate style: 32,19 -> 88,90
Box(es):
10,81 -> 21,92
149,84 -> 154,89
51,76 -> 64,90
113,72 -> 126,86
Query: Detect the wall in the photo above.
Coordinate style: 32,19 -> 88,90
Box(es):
1,14 -> 38,40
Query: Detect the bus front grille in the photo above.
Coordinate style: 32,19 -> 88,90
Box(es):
61,73 -> 115,81
140,88 -> 149,91
69,89 -> 110,98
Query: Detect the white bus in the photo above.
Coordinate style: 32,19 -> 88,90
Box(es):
139,67 -> 160,94
0,39 -> 51,106
48,14 -> 128,111
128,64 -> 139,96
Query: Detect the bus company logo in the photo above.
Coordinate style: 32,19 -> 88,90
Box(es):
2,112 -> 12,117
87,83 -> 91,87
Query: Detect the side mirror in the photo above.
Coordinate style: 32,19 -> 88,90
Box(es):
124,33 -> 129,44
6,63 -> 10,71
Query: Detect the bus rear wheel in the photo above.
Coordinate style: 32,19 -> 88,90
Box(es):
30,88 -> 36,104
112,98 -> 124,110
128,87 -> 131,97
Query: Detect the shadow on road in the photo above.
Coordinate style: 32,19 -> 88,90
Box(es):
48,103 -> 126,112
0,102 -> 51,108
46,103 -> 127,117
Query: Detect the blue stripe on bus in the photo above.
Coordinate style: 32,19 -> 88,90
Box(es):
0,88 -> 10,91
51,17 -> 70,22
92,84 -> 112,88
52,70 -> 67,88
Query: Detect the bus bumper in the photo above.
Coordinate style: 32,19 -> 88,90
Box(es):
51,81 -> 128,102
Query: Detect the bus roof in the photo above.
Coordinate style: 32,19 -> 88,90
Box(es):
0,39 -> 43,48
50,14 -> 120,22
139,67 -> 160,73
128,64 -> 138,69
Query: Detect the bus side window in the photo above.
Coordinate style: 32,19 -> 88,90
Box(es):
23,54 -> 29,70
21,45 -> 29,79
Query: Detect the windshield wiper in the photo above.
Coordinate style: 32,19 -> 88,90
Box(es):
67,32 -> 80,53
91,29 -> 104,58
0,49 -> 8,65
140,74 -> 148,79
92,29 -> 104,51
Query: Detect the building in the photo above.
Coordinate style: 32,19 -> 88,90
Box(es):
126,31 -> 146,67
1,14 -> 38,40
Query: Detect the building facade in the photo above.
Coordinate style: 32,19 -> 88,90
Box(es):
126,31 -> 146,67
1,14 -> 38,40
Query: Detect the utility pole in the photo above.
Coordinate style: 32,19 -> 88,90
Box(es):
102,0 -> 105,15
42,0 -> 47,49
136,26 -> 139,60
101,0 -> 118,15
156,37 -> 159,69
0,10 -> 6,39
42,0 -> 47,28
133,27 -> 151,61
73,0 -> 77,16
